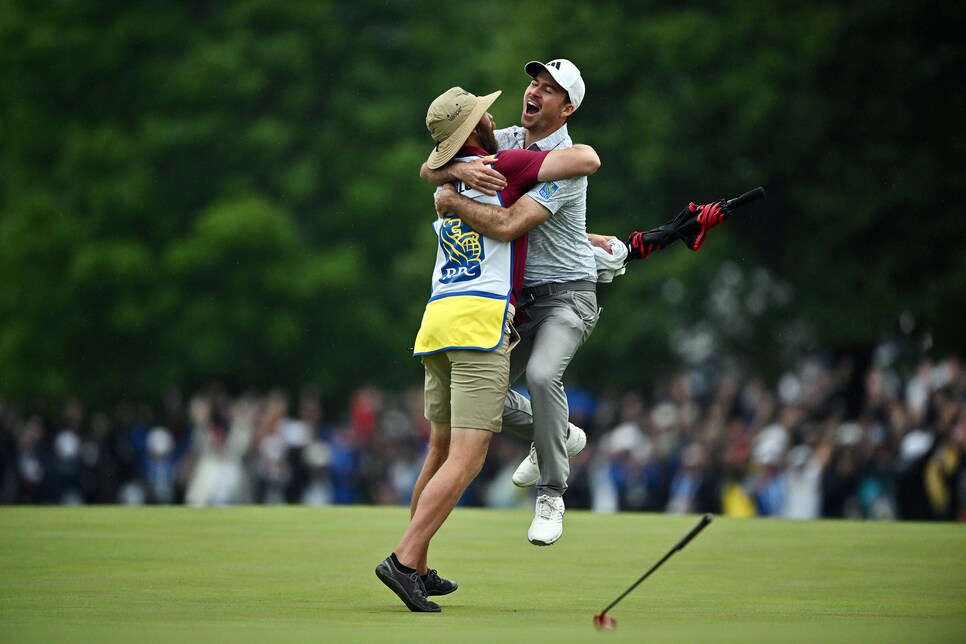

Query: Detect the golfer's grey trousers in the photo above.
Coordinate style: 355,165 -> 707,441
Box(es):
501,287 -> 599,497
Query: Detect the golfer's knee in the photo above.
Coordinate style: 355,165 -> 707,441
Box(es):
526,365 -> 559,393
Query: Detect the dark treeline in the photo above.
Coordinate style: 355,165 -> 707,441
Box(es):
1,0 -> 963,412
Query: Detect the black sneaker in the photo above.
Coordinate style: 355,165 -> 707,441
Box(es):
375,556 -> 441,612
423,569 -> 458,596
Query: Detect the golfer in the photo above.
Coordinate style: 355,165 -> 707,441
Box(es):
376,86 -> 600,612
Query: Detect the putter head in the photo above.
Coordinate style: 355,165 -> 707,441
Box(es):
593,613 -> 617,631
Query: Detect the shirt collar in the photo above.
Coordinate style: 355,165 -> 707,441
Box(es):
526,123 -> 570,152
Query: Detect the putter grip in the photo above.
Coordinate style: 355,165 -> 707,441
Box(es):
674,513 -> 713,551
725,186 -> 766,209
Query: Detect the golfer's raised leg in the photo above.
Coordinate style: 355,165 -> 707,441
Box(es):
524,291 -> 597,545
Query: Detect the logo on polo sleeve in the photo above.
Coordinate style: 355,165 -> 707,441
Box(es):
538,181 -> 559,200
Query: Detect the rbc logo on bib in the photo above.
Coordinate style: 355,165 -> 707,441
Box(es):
439,218 -> 484,283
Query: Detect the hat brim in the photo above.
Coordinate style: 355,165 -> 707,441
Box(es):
426,90 -> 501,170
525,61 -> 548,80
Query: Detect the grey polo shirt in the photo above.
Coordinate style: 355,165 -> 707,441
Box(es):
495,124 -> 597,287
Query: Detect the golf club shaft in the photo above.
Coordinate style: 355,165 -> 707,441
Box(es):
673,512 -> 714,550
599,514 -> 713,616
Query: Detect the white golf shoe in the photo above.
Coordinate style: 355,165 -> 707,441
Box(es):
528,494 -> 565,546
511,424 -> 587,488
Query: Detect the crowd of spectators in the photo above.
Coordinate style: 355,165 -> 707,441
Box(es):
1,351 -> 963,521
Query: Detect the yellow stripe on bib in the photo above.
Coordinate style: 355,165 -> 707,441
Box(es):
413,294 -> 508,355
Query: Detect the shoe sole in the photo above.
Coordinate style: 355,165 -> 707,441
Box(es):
512,429 -> 588,488
568,428 -> 587,458
528,534 -> 560,546
375,565 -> 441,612
512,467 -> 538,488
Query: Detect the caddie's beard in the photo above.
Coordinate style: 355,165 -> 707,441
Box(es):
477,123 -> 499,156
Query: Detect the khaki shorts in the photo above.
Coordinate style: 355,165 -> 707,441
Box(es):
422,313 -> 519,432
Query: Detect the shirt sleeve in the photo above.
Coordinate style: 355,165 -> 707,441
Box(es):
491,149 -> 550,194
524,175 -> 585,216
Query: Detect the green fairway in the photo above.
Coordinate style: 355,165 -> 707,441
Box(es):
1,507 -> 963,643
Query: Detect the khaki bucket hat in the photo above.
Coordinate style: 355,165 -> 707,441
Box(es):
425,87 -> 501,169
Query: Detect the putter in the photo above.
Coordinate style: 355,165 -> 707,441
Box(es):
593,513 -> 714,631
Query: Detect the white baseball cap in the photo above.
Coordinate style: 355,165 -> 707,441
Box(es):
525,59 -> 585,110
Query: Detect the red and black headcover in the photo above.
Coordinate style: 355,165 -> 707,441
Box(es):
626,200 -> 731,261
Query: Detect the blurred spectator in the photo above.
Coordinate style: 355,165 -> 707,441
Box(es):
16,414 -> 49,504
594,392 -> 651,512
821,423 -> 863,518
922,385 -> 963,519
49,426 -> 84,505
349,384 -> 382,445
280,388 -> 320,502
301,439 -> 334,506
251,389 -> 294,505
666,442 -> 721,515
783,444 -> 827,520
328,424 -> 361,504
47,398 -> 92,504
140,426 -> 178,504
895,428 -> 936,520
747,424 -> 790,517
184,394 -> 252,506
